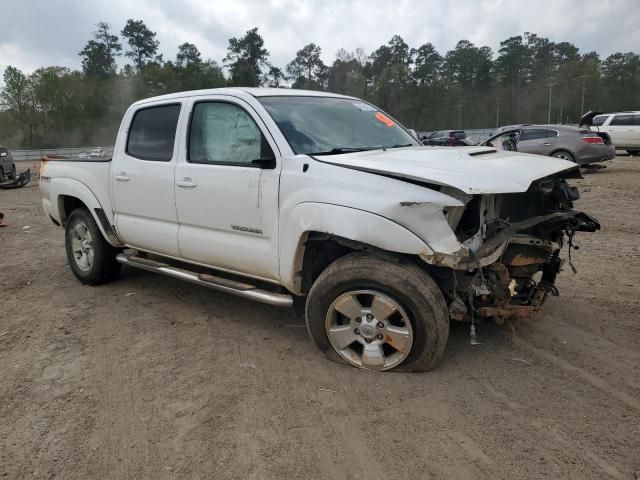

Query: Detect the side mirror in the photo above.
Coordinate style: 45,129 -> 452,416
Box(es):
252,135 -> 276,169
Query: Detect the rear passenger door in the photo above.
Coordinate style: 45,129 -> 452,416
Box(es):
517,129 -> 556,156
112,102 -> 183,256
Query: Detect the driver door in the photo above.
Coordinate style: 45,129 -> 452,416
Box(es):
174,97 -> 281,281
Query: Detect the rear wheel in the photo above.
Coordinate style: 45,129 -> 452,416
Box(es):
552,150 -> 575,162
9,164 -> 16,180
627,150 -> 640,156
305,253 -> 449,372
65,208 -> 121,285
0,167 -> 5,183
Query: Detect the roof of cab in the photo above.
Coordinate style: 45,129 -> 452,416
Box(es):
131,87 -> 355,107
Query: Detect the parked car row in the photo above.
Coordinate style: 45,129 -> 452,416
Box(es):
418,109 -> 640,165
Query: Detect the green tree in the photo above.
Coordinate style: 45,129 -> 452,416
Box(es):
328,49 -> 366,96
413,43 -> 442,86
286,43 -> 325,89
121,19 -> 160,72
224,27 -> 269,86
0,66 -> 36,144
176,42 -> 202,68
264,66 -> 286,87
79,22 -> 121,78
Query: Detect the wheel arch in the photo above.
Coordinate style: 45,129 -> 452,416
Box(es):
280,203 -> 432,295
51,179 -> 123,247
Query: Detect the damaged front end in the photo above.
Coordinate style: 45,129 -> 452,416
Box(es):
421,171 -> 599,324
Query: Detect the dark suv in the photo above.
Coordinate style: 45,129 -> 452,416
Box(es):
423,130 -> 472,146
0,147 -> 17,183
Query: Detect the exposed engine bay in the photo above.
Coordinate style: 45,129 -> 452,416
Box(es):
429,169 -> 600,324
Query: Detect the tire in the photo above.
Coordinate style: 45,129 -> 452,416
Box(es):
305,253 -> 449,372
627,150 -> 640,156
9,164 -> 16,180
64,208 -> 121,285
551,150 -> 575,162
0,167 -> 5,183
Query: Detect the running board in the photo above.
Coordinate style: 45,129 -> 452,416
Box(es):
116,253 -> 293,307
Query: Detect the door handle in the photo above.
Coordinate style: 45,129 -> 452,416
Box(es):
115,173 -> 130,182
543,143 -> 551,146
176,178 -> 197,188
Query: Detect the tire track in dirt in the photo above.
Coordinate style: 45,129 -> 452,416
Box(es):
458,361 -> 627,480
515,339 -> 640,411
92,292 -> 153,480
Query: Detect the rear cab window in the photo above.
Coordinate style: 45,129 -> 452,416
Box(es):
126,104 -> 182,161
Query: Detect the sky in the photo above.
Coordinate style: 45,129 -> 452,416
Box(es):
1,0 -> 639,76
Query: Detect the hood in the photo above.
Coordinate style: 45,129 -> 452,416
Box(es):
313,146 -> 578,194
579,110 -> 603,126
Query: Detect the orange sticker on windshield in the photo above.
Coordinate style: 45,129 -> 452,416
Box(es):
374,112 -> 395,127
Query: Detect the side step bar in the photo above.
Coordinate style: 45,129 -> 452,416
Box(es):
116,253 -> 293,308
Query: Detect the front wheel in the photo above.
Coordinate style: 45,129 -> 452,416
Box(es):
305,253 -> 449,372
65,208 -> 121,285
627,150 -> 639,156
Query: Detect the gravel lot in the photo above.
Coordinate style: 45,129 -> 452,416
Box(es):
1,156 -> 639,480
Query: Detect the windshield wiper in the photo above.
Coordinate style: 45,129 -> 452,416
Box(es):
307,147 -> 372,156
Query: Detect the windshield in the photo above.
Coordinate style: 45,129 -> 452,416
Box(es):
258,96 -> 418,155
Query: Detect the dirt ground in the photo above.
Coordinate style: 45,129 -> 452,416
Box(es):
1,156 -> 639,480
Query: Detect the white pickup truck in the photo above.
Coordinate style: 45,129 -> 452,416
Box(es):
40,88 -> 599,372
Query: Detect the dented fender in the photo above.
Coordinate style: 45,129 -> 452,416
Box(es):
279,202 -> 432,293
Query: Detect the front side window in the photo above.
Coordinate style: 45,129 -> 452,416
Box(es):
632,115 -> 640,126
259,96 -> 418,156
189,102 -> 266,165
126,104 -> 181,161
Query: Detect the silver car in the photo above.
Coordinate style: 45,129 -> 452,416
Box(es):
481,125 -> 615,166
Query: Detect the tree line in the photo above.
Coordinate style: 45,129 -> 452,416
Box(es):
1,20 -> 639,148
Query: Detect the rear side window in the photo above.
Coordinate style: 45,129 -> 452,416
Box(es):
127,104 -> 181,161
545,129 -> 558,137
520,129 -> 548,141
610,114 -> 633,126
451,131 -> 466,139
592,115 -> 608,126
